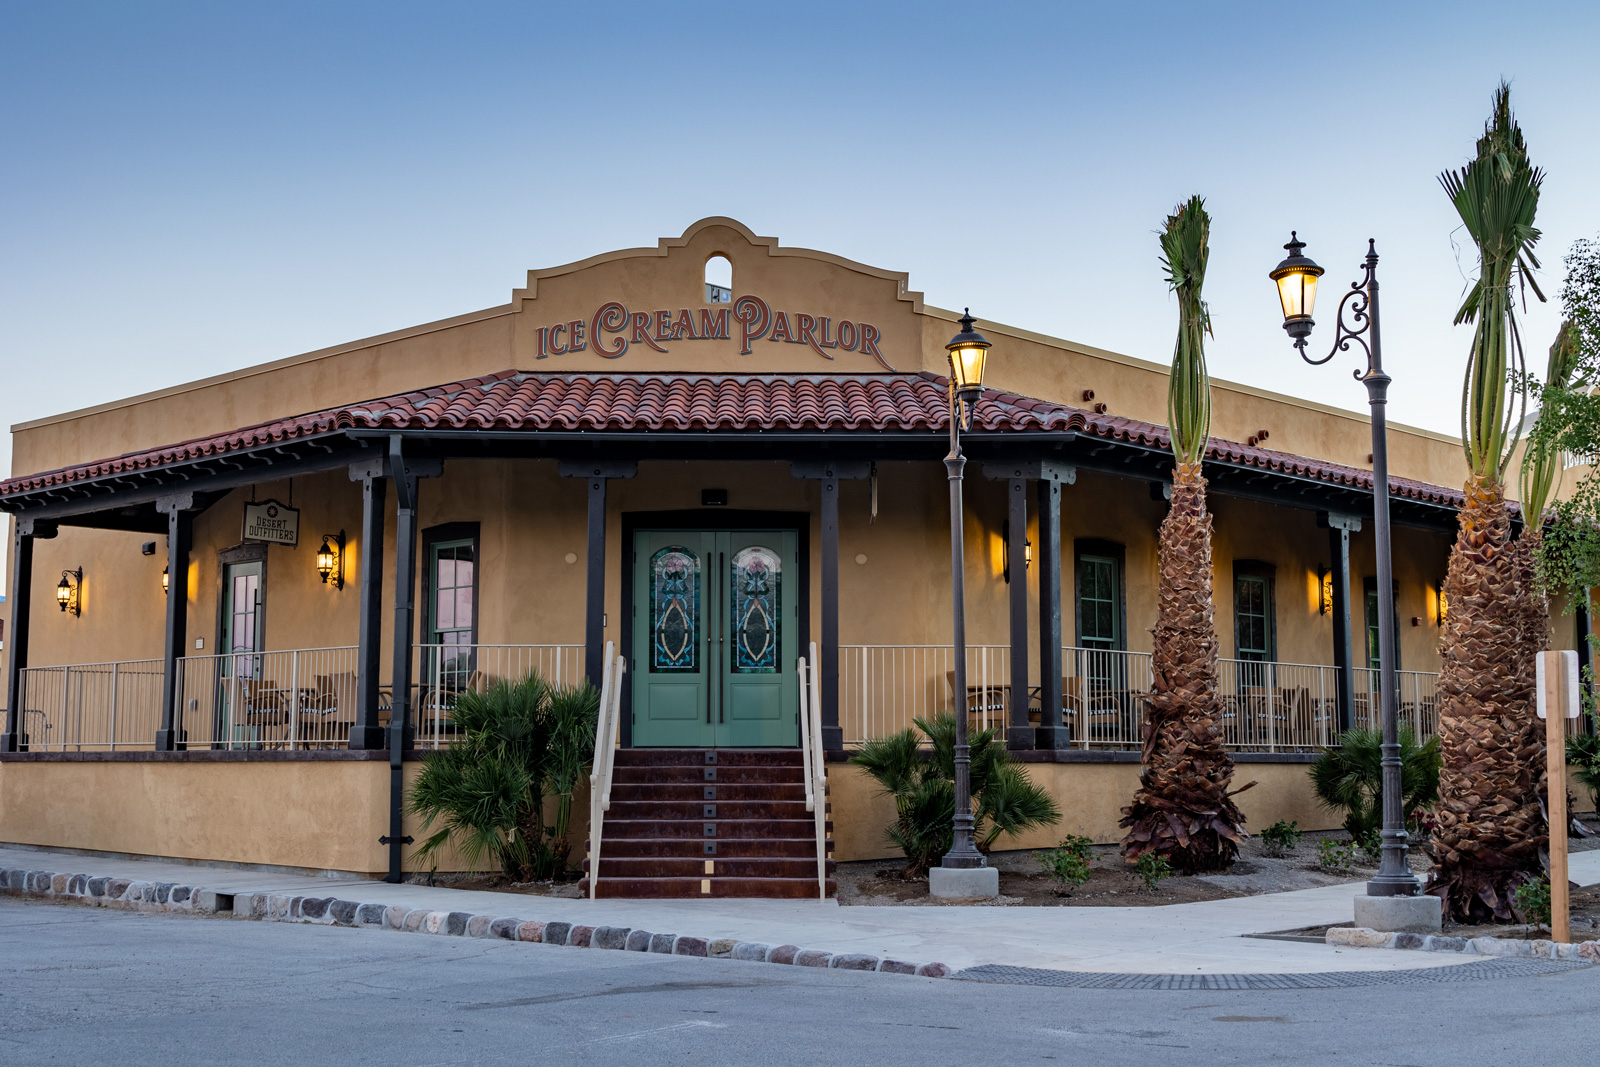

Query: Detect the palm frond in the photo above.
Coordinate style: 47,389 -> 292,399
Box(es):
1160,195 -> 1212,465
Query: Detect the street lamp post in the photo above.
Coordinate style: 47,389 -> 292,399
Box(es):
1270,234 -> 1422,898
929,310 -> 997,899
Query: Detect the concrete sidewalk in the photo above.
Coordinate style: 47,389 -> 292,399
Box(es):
5,844 -> 1598,975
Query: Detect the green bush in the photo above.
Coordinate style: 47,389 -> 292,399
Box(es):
1568,732 -> 1600,813
1037,836 -> 1095,894
850,715 -> 1062,877
1260,820 -> 1301,856
1132,851 -> 1171,893
1316,838 -> 1355,871
1512,876 -> 1552,929
1309,729 -> 1441,841
406,673 -> 598,880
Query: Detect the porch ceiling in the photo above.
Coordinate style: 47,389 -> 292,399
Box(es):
0,370 -> 1474,532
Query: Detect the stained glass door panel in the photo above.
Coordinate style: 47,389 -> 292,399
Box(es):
630,528 -> 799,748
717,531 -> 799,748
631,530 -> 715,748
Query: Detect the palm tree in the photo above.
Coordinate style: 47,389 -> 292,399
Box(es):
1428,83 -> 1549,923
1119,195 -> 1250,873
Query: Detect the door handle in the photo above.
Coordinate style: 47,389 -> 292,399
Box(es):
705,553 -> 713,724
719,550 -> 726,724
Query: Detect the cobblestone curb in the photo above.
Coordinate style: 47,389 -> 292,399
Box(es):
0,866 -> 950,979
1327,925 -> 1600,962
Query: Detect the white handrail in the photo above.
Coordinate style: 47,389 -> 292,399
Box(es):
587,643 -> 626,901
588,644 -> 616,900
798,654 -> 815,813
807,640 -> 827,900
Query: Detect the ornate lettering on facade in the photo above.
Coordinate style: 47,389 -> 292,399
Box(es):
534,295 -> 889,370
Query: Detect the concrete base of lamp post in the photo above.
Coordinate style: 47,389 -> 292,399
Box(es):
928,866 -> 1000,901
1353,892 -> 1442,933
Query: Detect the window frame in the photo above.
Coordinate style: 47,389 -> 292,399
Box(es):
1073,539 -> 1127,651
1363,576 -> 1402,672
422,521 -> 481,657
1232,560 -> 1277,664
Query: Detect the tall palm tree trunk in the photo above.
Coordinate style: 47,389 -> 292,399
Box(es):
1120,460 -> 1248,872
1430,478 -> 1546,921
1426,83 -> 1549,923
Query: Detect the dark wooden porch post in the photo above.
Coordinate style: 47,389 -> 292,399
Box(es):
1035,470 -> 1069,749
790,461 -> 868,753
1323,512 -> 1361,734
383,437 -> 441,882
984,461 -> 1075,750
155,494 -> 195,751
1006,478 -> 1031,748
558,461 -> 637,693
3,518 -> 54,752
349,458 -> 387,750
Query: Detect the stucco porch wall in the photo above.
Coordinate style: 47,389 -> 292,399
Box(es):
15,455 -> 1474,681
826,759 -> 1598,864
0,757 -> 593,878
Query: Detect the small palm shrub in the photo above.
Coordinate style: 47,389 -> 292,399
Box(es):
406,672 -> 598,880
850,715 -> 1062,877
1309,729 -> 1441,842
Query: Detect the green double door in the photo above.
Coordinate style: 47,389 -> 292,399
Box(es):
632,528 -> 799,748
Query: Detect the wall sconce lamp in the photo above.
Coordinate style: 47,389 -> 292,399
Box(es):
1318,565 -> 1333,615
317,531 -> 345,590
1002,520 -> 1032,585
57,568 -> 82,616
162,566 -> 169,595
1436,587 -> 1448,625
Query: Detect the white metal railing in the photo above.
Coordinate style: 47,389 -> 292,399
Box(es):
799,643 -> 828,899
839,644 -> 1010,744
839,643 -> 1447,753
176,647 -> 360,749
15,659 -> 164,751
409,643 -> 585,748
586,642 -> 625,900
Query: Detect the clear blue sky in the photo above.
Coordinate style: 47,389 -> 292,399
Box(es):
3,0 -> 1598,479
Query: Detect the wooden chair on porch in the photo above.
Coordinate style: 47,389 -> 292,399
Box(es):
299,672 -> 358,744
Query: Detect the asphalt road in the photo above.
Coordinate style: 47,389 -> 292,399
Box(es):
3,896 -> 1597,1066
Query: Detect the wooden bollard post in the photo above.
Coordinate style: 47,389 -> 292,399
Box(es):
1537,650 -> 1576,946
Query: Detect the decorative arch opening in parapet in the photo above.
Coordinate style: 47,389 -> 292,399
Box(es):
704,255 -> 732,304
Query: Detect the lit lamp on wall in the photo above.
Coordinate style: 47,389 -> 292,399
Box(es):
317,531 -> 345,590
1318,565 -> 1333,615
1001,520 -> 1032,584
57,568 -> 82,616
161,566 -> 169,595
1436,587 -> 1448,625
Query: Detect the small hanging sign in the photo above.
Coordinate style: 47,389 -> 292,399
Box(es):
243,499 -> 300,547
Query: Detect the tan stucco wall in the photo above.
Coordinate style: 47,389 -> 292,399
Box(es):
10,217 -> 1470,493
828,760 -> 1596,863
15,452 -> 1466,684
0,758 -> 591,877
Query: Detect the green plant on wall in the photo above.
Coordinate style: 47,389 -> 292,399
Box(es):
850,715 -> 1061,878
406,672 -> 598,881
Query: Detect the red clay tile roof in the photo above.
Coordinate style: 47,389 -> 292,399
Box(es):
0,370 -> 1468,511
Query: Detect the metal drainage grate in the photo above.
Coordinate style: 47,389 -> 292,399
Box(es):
953,958 -> 1593,990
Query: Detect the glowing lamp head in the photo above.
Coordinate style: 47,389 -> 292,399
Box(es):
57,576 -> 72,610
1269,232 -> 1324,345
162,566 -> 170,594
317,537 -> 337,584
945,309 -> 991,421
